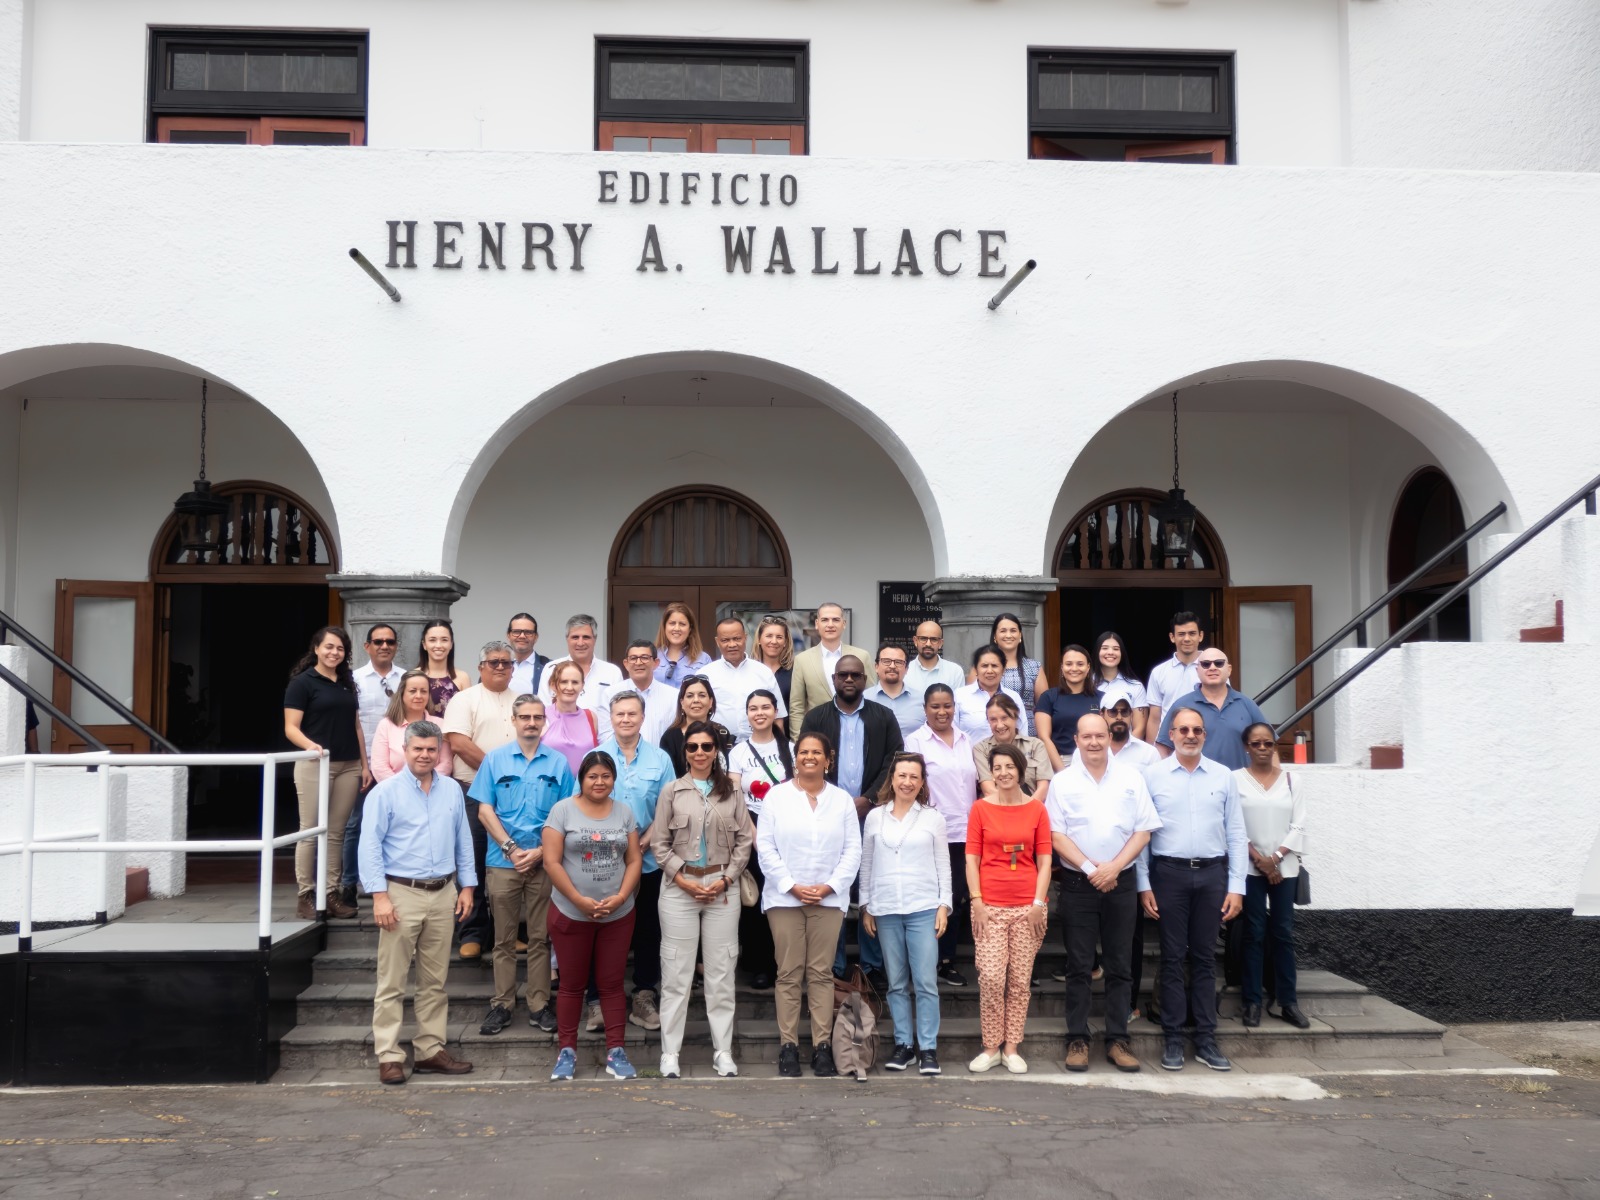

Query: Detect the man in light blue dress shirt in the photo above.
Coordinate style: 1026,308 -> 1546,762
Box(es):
359,720 -> 478,1085
864,644 -> 926,737
1137,706 -> 1248,1074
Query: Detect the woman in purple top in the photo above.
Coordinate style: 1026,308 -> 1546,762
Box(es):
418,619 -> 470,717
543,660 -> 599,775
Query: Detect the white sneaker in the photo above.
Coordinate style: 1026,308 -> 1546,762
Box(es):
968,1049 -> 1003,1073
584,1001 -> 603,1033
1003,1052 -> 1028,1074
659,1053 -> 680,1079
713,1051 -> 739,1078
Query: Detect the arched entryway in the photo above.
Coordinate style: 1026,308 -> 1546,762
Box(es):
1387,467 -> 1470,642
606,486 -> 792,663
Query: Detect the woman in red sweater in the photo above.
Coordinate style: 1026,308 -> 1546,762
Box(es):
965,742 -> 1053,1074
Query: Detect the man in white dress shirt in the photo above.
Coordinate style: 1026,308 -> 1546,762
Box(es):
618,639 -> 678,744
1047,713 -> 1161,1074
864,644 -> 924,737
1102,685 -> 1159,769
699,618 -> 786,740
537,614 -> 624,737
903,619 -> 967,699
344,624 -> 408,905
506,612 -> 550,696
1144,611 -> 1204,737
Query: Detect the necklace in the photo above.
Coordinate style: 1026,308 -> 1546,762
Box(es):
880,803 -> 921,853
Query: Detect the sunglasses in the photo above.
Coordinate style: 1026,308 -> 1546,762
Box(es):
1196,659 -> 1227,669
1172,725 -> 1205,735
1247,739 -> 1276,748
685,741 -> 717,753
482,660 -> 513,669
368,638 -> 397,647
835,670 -> 866,680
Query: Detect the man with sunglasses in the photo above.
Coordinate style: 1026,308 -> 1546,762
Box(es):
341,625 -> 409,906
1153,648 -> 1267,770
1102,684 -> 1159,770
1137,706 -> 1248,1072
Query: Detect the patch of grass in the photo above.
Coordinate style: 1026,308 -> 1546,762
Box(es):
1497,1078 -> 1551,1095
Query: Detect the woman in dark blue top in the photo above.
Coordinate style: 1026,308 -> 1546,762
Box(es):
1032,644 -> 1099,771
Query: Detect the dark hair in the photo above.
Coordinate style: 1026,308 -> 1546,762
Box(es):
626,638 -> 657,655
507,612 -> 539,634
1168,706 -> 1206,732
986,741 -> 1029,779
577,749 -> 618,784
875,642 -> 907,664
1170,611 -> 1201,634
1058,643 -> 1093,695
290,625 -> 355,690
923,682 -> 955,705
971,642 -> 1006,671
1090,631 -> 1141,691
418,620 -> 458,678
743,690 -> 794,775
1241,721 -> 1276,745
876,751 -> 930,806
794,729 -> 835,765
682,720 -> 735,799
984,691 -> 1021,720
364,623 -> 397,645
672,674 -> 717,730
989,612 -> 1029,666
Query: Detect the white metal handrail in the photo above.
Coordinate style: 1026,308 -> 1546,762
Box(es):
0,749 -> 327,950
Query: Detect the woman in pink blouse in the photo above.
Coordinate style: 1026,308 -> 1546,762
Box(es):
543,660 -> 599,776
371,669 -> 455,780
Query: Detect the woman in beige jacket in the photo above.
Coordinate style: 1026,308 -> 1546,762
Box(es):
649,720 -> 756,1079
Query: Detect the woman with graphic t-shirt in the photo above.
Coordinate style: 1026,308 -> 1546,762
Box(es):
727,689 -> 791,989
542,750 -> 643,1082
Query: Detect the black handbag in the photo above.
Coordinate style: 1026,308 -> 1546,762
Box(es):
1294,868 -> 1311,906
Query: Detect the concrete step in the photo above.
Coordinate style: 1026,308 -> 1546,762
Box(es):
277,994 -> 1442,1074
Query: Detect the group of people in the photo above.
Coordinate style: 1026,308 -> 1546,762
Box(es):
282,605 -> 1308,1084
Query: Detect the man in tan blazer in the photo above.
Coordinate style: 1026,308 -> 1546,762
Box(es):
787,602 -> 876,740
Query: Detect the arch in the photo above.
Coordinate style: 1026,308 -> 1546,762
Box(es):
149,479 -> 339,582
1387,467 -> 1469,641
440,350 -> 946,578
1053,487 -> 1230,586
608,486 -> 792,579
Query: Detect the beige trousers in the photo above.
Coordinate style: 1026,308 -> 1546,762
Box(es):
373,881 -> 457,1063
487,865 -> 553,1012
658,873 -> 742,1056
768,904 -> 845,1046
293,757 -> 363,897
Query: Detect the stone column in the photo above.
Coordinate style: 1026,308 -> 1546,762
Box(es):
329,574 -> 471,671
922,577 -> 1059,677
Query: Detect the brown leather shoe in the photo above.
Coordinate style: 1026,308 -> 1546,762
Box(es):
1064,1039 -> 1090,1072
1106,1042 -> 1141,1073
327,894 -> 358,920
379,1061 -> 406,1085
295,893 -> 315,920
412,1049 -> 474,1075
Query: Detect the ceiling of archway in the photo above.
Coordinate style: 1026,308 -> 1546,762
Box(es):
570,369 -> 821,408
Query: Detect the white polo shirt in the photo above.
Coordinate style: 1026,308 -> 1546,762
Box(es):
1045,756 -> 1163,869
698,655 -> 787,739
1111,736 -> 1160,770
1146,655 -> 1199,719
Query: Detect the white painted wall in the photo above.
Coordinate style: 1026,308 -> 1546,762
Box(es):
1346,0 -> 1600,172
0,0 -> 29,141
452,401 -> 934,653
20,0 -> 1346,166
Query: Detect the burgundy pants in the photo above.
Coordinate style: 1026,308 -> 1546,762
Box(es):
549,906 -> 637,1050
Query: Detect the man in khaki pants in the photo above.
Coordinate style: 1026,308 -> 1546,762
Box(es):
359,720 -> 478,1085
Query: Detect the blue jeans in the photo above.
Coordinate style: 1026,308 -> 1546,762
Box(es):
875,910 -> 941,1050
1243,873 -> 1299,1007
834,909 -> 883,976
339,789 -> 367,889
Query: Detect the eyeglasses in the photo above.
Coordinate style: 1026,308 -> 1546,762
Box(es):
1172,725 -> 1205,735
368,638 -> 397,647
913,635 -> 942,643
1196,659 -> 1227,669
507,629 -> 536,638
483,659 -> 513,670
876,657 -> 906,667
685,741 -> 717,753
624,654 -> 656,665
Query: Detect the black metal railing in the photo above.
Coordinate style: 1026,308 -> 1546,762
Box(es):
0,608 -> 179,753
1271,472 -> 1600,736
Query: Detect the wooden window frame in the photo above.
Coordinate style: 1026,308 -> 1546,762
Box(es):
155,115 -> 366,145
598,120 -> 806,154
1028,47 -> 1234,162
595,37 -> 808,150
147,27 -> 369,142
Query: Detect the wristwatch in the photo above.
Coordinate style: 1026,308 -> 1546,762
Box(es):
500,838 -> 518,855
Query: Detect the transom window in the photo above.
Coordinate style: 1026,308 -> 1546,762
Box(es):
148,28 -> 368,146
1028,49 -> 1234,164
596,39 -> 807,155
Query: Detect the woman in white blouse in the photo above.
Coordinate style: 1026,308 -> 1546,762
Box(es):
1234,723 -> 1310,1031
954,644 -> 1028,741
861,752 -> 951,1076
756,730 -> 862,1080
728,689 -> 791,989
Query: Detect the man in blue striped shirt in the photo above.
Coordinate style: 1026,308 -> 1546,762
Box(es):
1137,706 -> 1248,1074
359,720 -> 477,1085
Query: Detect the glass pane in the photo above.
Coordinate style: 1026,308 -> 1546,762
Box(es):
1037,68 -> 1071,110
628,601 -> 670,647
71,597 -> 136,725
649,137 -> 688,152
324,55 -> 358,94
716,138 -> 754,153
171,52 -> 206,90
755,139 -> 791,154
283,54 -> 324,93
758,63 -> 795,104
272,129 -> 351,145
1181,74 -> 1216,113
720,63 -> 759,102
1144,73 -> 1182,112
686,62 -> 721,101
207,53 -> 245,91
1238,602 -> 1296,724
1107,72 -> 1145,110
245,52 -> 284,92
1071,70 -> 1109,110
611,136 -> 650,152
167,128 -> 250,144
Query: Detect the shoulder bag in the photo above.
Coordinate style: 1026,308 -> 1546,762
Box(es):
1287,771 -> 1311,905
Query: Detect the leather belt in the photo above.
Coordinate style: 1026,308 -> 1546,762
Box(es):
1153,855 -> 1226,869
386,873 -> 455,891
680,864 -> 729,877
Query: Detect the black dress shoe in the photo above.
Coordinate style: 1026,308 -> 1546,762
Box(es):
1277,1003 -> 1312,1030
1242,1002 -> 1262,1027
750,973 -> 774,991
778,1042 -> 802,1078
884,1044 -> 916,1071
811,1042 -> 838,1077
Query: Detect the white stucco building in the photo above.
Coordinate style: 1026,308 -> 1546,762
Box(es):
2,0 -> 1598,1016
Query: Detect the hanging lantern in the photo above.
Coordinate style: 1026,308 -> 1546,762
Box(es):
171,380 -> 229,555
1153,391 -> 1199,562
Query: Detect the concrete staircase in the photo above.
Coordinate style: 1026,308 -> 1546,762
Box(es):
278,913 -> 1445,1077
